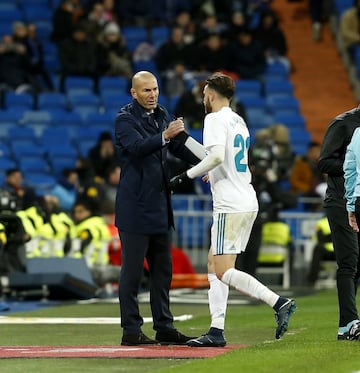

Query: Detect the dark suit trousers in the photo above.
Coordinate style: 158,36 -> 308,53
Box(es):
326,205 -> 360,327
118,230 -> 174,335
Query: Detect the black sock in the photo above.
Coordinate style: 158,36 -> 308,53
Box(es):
273,297 -> 289,312
209,327 -> 223,336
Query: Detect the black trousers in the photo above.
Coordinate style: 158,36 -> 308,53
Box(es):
326,205 -> 360,327
118,230 -> 174,335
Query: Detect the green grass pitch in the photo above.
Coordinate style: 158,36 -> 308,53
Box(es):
0,288 -> 359,373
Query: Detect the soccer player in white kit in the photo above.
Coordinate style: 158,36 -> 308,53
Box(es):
170,72 -> 296,346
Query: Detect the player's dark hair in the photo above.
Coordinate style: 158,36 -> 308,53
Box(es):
205,72 -> 235,100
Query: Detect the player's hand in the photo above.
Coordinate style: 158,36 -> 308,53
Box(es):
348,211 -> 359,232
169,172 -> 189,189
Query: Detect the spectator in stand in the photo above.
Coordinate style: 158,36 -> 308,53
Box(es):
227,27 -> 266,80
173,10 -> 196,45
87,131 -> 117,179
254,9 -> 290,72
58,23 -> 98,92
155,25 -> 198,97
192,33 -> 230,74
174,80 -> 206,130
103,0 -> 119,23
155,25 -> 194,86
339,0 -> 360,61
194,14 -> 228,44
49,168 -> 80,213
96,22 -> 133,79
3,168 -> 39,210
69,197 -> 119,288
25,23 -> 55,91
309,0 -> 324,42
102,163 -> 121,215
290,141 -> 326,211
116,0 -> 153,26
0,34 -> 36,93
51,0 -> 85,44
80,2 -> 107,41
227,11 -> 247,40
269,123 -> 296,186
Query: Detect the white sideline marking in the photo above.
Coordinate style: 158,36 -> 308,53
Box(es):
0,314 -> 193,324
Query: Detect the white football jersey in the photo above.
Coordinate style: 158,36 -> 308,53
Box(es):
204,107 -> 258,213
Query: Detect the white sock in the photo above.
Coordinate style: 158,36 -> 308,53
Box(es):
208,273 -> 229,330
221,268 -> 279,307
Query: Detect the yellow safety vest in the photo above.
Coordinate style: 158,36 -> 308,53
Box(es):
0,222 -> 7,247
315,216 -> 334,252
259,221 -> 291,263
71,216 -> 111,266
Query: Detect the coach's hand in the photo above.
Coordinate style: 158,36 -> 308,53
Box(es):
169,172 -> 189,189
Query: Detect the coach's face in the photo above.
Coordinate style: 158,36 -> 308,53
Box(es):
131,75 -> 159,112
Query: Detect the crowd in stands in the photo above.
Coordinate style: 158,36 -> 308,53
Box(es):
1,0 -> 352,292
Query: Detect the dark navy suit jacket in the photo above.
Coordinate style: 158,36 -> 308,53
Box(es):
114,99 -> 199,235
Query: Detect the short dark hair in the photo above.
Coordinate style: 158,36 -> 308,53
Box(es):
205,72 -> 235,100
5,168 -> 20,177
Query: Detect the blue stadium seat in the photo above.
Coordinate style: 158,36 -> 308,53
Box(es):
10,140 -> 44,159
68,92 -> 101,118
0,157 -> 17,171
0,144 -> 10,157
45,143 -> 78,160
22,6 -> 52,22
235,79 -> 262,98
0,9 -> 24,23
4,92 -> 34,110
102,92 -> 132,112
189,129 -> 203,143
49,110 -> 83,129
64,76 -> 94,95
0,2 -> 18,11
19,157 -> 50,174
77,140 -> 96,158
98,76 -> 129,95
274,113 -> 306,129
0,110 -> 22,125
150,26 -> 170,48
266,96 -> 300,116
262,62 -> 289,81
49,157 -> 77,176
289,128 -> 311,146
122,26 -> 148,52
86,112 -> 114,127
333,0 -> 353,18
38,92 -> 68,111
264,80 -> 294,97
23,172 -> 57,193
8,125 -> 37,142
132,60 -> 157,74
41,127 -> 73,147
20,110 -> 52,125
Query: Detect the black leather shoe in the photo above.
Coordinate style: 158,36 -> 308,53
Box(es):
121,332 -> 159,346
155,330 -> 196,345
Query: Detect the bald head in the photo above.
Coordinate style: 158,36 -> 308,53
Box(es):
131,71 -> 159,111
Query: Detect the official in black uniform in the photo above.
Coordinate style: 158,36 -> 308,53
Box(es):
318,106 -> 360,340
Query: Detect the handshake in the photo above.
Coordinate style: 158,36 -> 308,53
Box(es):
169,172 -> 189,189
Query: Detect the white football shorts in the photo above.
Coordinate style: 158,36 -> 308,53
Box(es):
211,211 -> 257,255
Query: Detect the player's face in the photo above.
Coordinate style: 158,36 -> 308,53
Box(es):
203,85 -> 212,114
131,77 -> 159,112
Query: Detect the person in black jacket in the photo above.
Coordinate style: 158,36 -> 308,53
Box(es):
317,106 -> 360,341
114,70 -> 205,346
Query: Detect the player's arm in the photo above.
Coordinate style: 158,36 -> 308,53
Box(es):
170,145 -> 225,188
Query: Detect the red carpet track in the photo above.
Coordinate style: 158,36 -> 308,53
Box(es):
0,345 -> 247,359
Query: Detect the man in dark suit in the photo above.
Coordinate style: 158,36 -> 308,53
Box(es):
115,71 -> 205,346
